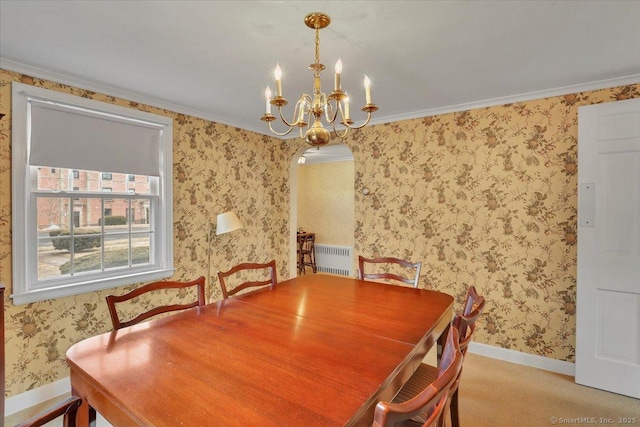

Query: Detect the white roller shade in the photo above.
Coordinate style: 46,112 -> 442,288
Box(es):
29,99 -> 164,176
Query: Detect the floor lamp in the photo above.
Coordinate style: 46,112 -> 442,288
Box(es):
207,210 -> 243,302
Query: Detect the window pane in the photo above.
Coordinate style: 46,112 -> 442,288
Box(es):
132,233 -> 151,266
37,197 -> 69,281
68,234 -> 104,275
72,169 -> 100,191
130,199 -> 151,225
104,233 -> 131,270
37,196 -> 69,230
37,168 -> 153,195
132,198 -> 152,266
37,227 -> 71,281
37,167 -> 68,191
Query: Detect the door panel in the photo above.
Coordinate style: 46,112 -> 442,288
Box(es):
576,98 -> 640,399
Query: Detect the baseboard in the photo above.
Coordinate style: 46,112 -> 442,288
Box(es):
4,344 -> 575,416
469,342 -> 576,376
5,377 -> 71,416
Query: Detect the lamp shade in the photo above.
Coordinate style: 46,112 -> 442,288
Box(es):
216,211 -> 243,235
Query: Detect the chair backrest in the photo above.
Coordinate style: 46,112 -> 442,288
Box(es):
463,285 -> 485,317
218,260 -> 277,299
106,276 -> 206,330
300,233 -> 315,253
358,255 -> 422,288
372,327 -> 463,427
15,395 -> 82,427
457,286 -> 485,354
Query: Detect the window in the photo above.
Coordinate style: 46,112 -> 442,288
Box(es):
11,82 -> 174,305
128,174 -> 135,182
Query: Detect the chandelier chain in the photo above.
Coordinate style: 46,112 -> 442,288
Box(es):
314,24 -> 320,65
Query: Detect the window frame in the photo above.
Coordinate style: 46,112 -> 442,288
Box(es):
11,82 -> 175,305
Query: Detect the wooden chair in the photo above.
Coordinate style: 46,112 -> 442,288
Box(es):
373,327 -> 463,427
106,276 -> 206,330
393,286 -> 486,427
437,285 -> 486,355
358,255 -> 422,288
298,233 -> 317,274
14,395 -> 83,427
217,260 -> 277,299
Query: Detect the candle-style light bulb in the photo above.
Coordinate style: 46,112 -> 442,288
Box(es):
265,87 -> 272,114
298,100 -> 306,122
334,58 -> 342,91
344,95 -> 350,120
274,64 -> 283,97
364,75 -> 372,104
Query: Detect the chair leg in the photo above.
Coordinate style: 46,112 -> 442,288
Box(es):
450,388 -> 460,427
297,252 -> 303,275
311,250 -> 317,273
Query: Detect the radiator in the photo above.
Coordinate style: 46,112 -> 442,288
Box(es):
314,244 -> 353,277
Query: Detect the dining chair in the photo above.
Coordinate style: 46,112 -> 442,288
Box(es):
298,233 -> 317,274
358,255 -> 422,288
434,284 -> 486,360
373,327 -> 463,427
393,286 -> 486,427
105,276 -> 206,330
217,259 -> 277,299
15,395 -> 83,427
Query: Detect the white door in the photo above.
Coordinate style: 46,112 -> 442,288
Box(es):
576,97 -> 640,398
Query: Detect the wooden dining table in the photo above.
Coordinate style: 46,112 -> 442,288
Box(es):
66,274 -> 453,427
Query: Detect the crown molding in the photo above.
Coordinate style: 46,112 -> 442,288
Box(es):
369,73 -> 640,126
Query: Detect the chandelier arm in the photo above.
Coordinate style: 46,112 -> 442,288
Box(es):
332,121 -> 350,139
342,111 -> 373,130
277,107 -> 298,128
267,120 -> 296,136
325,98 -> 340,124
277,95 -> 313,128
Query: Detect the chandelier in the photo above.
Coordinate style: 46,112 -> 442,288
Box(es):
260,12 -> 378,147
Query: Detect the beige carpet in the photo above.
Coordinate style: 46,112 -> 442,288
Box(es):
458,353 -> 640,427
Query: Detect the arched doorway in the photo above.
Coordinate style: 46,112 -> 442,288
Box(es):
289,144 -> 355,278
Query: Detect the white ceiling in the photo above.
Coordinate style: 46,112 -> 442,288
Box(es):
1,0 -> 639,141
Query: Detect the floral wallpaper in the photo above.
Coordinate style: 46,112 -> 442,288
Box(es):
348,83 -> 639,362
0,66 -> 638,399
0,69 -> 293,397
